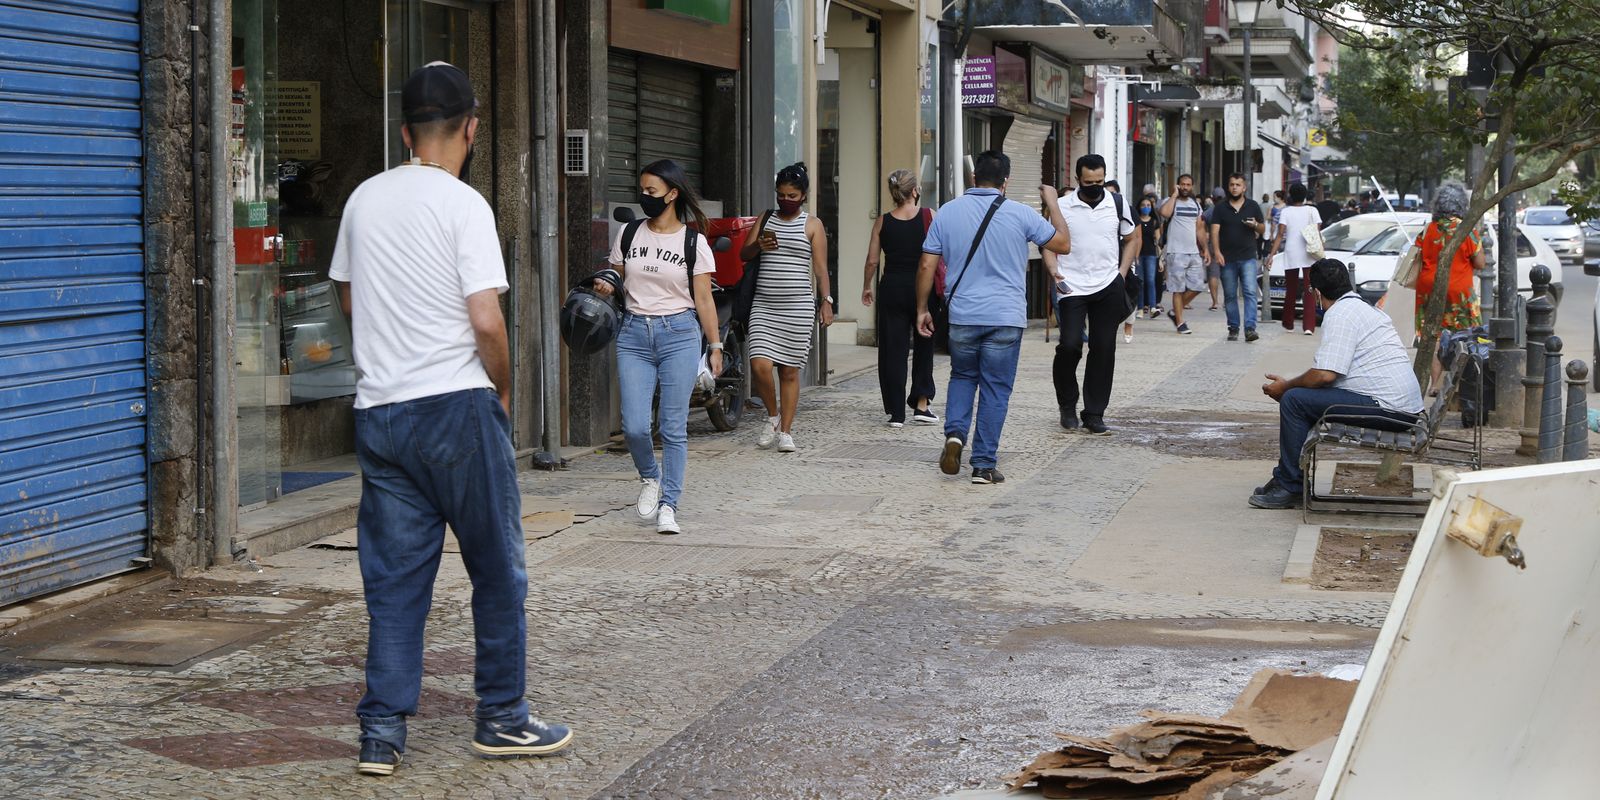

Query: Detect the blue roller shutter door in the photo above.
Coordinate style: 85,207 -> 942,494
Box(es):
0,0 -> 149,604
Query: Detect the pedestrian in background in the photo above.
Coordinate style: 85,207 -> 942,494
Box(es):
1136,195 -> 1163,318
1267,182 -> 1322,335
1203,186 -> 1225,310
1209,173 -> 1265,343
861,169 -> 939,428
1158,174 -> 1209,335
1046,153 -> 1139,435
329,62 -> 571,777
742,162 -> 833,453
595,160 -> 722,535
1412,180 -> 1485,391
917,150 -> 1072,484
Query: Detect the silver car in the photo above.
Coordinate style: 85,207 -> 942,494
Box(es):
1521,206 -> 1586,267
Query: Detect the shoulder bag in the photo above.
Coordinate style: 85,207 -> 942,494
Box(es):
731,210 -> 775,332
934,194 -> 1006,350
1301,209 -> 1326,258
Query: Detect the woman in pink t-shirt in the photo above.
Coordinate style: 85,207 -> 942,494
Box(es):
596,160 -> 720,534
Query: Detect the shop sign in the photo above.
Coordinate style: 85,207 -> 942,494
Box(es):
267,81 -> 321,160
1030,51 -> 1071,113
962,57 -> 996,107
645,0 -> 730,25
1307,127 -> 1329,147
993,46 -> 1030,114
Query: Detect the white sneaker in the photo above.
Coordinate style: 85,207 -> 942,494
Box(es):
655,505 -> 680,535
635,478 -> 661,519
757,420 -> 779,449
887,416 -> 904,429
777,433 -> 797,453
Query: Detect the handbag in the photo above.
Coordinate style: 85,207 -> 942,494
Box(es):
1302,220 -> 1326,259
1393,237 -> 1423,289
731,210 -> 774,332
934,193 -> 1007,350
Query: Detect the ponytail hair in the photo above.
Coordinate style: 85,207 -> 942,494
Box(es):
776,161 -> 810,193
887,169 -> 919,206
641,159 -> 709,232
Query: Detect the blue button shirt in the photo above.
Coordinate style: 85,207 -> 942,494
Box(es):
923,188 -> 1057,328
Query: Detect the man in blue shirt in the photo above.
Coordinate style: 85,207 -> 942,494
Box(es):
917,150 -> 1072,485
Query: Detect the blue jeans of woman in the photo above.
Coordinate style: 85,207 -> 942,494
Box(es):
617,310 -> 702,510
353,388 -> 529,752
1137,255 -> 1160,308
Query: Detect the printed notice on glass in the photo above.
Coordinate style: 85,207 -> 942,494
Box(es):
961,57 -> 996,107
269,81 -> 322,160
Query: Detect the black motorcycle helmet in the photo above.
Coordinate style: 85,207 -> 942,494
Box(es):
560,269 -> 622,355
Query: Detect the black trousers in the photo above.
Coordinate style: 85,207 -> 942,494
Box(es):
876,272 -> 936,420
1053,275 -> 1125,423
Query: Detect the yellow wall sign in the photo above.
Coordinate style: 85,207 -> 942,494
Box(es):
1307,128 -> 1328,147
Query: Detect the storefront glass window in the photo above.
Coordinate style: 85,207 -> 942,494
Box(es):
772,0 -> 805,167
385,0 -> 472,168
920,44 -> 937,196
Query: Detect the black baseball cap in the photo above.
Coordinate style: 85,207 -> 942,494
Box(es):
401,61 -> 476,124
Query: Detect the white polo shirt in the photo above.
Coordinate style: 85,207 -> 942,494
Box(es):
1055,190 -> 1135,296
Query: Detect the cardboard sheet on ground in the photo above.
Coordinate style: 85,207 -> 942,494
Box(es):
1318,462 -> 1600,799
1009,670 -> 1357,799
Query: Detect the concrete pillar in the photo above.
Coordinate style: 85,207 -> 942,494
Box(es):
561,0 -> 618,446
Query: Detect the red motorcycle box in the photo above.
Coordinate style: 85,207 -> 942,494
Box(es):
704,216 -> 758,288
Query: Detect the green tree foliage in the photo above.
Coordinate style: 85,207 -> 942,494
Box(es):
1323,44 -> 1467,202
1297,0 -> 1600,388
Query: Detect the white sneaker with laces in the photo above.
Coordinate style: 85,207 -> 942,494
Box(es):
655,505 -> 681,535
757,420 -> 779,449
635,478 -> 661,519
777,433 -> 797,453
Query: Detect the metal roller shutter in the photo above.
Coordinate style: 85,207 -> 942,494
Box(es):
0,0 -> 149,604
605,52 -> 640,204
1001,117 -> 1053,258
606,50 -> 704,204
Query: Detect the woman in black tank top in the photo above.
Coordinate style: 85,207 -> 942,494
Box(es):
861,170 -> 939,427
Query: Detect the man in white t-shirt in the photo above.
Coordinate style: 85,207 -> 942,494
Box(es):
328,62 -> 571,777
1044,154 -> 1138,435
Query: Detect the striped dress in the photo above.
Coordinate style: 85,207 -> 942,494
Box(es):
747,211 -> 816,368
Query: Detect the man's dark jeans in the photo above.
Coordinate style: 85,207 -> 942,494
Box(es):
353,388 -> 529,752
1273,387 -> 1418,494
1053,275 -> 1126,424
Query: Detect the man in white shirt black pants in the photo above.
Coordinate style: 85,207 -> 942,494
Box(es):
1044,154 -> 1140,435
329,62 -> 572,777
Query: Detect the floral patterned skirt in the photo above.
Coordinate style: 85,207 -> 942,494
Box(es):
1415,290 -> 1482,333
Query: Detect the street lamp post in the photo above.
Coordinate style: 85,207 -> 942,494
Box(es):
1235,0 -> 1263,317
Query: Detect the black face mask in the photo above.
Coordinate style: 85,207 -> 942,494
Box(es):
638,192 -> 670,219
458,144 -> 475,183
1079,184 -> 1105,204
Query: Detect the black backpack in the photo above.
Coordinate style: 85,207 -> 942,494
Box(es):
619,219 -> 702,294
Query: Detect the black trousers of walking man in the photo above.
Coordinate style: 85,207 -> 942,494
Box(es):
1053,276 -> 1125,425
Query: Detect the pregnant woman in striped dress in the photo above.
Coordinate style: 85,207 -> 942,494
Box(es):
740,162 -> 833,453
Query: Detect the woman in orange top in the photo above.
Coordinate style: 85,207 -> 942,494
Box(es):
1413,180 -> 1485,390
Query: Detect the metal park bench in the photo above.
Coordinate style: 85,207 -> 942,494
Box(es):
1300,342 -> 1484,517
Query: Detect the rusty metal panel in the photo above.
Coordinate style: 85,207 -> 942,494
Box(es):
0,0 -> 148,604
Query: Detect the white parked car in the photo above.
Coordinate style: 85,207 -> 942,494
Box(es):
1519,206 -> 1586,268
1268,212 -> 1563,317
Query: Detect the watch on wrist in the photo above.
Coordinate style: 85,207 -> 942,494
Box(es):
823,295 -> 834,304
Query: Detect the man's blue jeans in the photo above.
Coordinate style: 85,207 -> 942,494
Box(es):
1137,255 -> 1160,308
1274,387 -> 1416,493
945,324 -> 1023,469
616,310 -> 701,510
353,388 -> 529,752
1219,258 -> 1260,331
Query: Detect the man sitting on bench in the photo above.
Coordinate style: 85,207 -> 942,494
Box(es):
1250,258 -> 1426,509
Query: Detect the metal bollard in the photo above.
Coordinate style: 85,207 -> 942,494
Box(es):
1564,360 -> 1591,462
1518,265 -> 1555,455
1538,336 -> 1564,463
